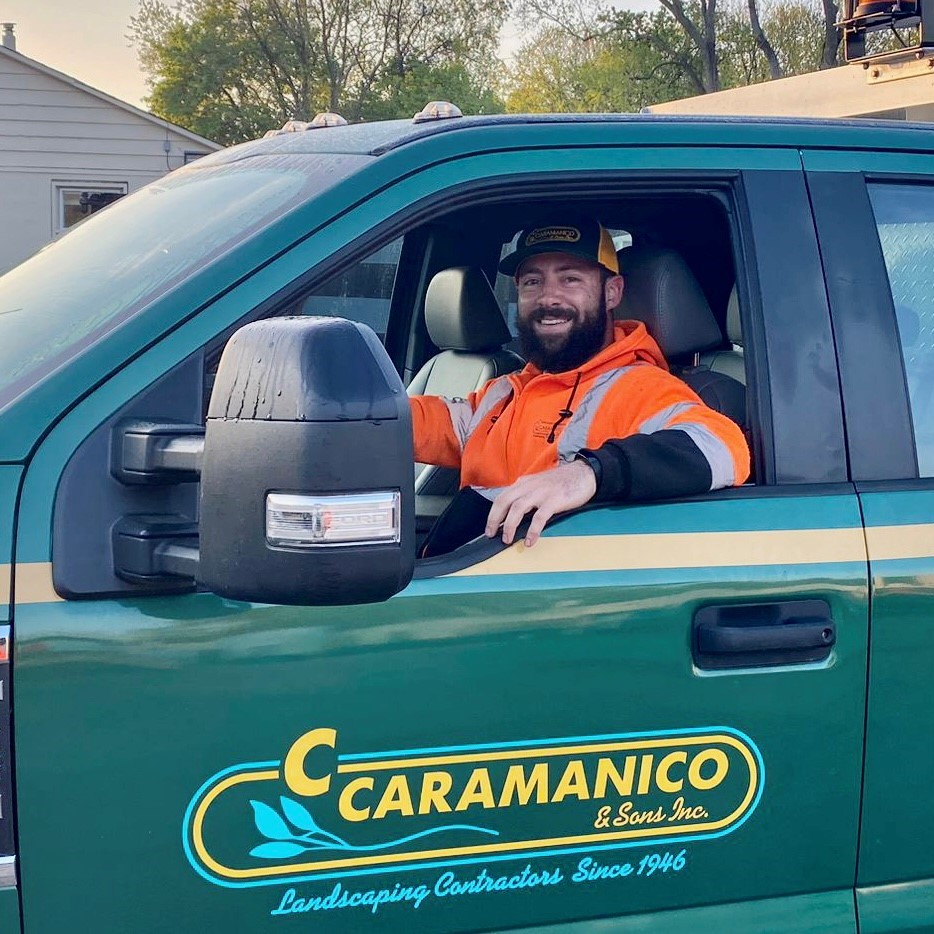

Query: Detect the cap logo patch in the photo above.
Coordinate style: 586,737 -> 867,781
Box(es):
526,226 -> 581,246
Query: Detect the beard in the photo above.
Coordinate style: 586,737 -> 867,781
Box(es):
517,294 -> 608,373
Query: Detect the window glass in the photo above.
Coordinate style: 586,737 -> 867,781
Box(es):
0,153 -> 363,412
205,237 -> 403,415
869,183 -> 934,474
55,184 -> 127,236
296,237 -> 402,341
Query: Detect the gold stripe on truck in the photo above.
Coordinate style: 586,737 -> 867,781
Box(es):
0,563 -> 63,606
2,524 -> 933,604
454,527 -> 868,577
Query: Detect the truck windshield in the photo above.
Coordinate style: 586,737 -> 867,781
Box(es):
0,154 -> 364,413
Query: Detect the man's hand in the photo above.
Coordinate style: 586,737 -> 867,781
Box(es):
485,460 -> 598,548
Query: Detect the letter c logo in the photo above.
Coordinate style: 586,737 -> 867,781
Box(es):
284,727 -> 337,797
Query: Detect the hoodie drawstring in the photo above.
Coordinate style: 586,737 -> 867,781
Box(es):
546,371 -> 582,443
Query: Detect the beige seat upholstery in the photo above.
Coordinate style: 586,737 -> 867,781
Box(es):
701,286 -> 745,384
409,267 -> 523,504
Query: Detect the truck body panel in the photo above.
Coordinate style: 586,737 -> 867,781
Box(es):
2,115 -> 934,931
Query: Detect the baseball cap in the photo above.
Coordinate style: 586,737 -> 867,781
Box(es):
498,215 -> 619,277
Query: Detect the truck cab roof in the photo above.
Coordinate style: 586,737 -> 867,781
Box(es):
201,111 -> 934,164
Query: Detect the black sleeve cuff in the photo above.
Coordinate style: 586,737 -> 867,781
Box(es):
584,430 -> 713,502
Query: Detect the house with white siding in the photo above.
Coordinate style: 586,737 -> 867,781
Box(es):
0,30 -> 221,275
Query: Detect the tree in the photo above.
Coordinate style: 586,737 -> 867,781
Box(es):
510,0 -> 846,102
655,0 -> 721,91
130,0 -> 507,144
504,27 -> 598,113
504,8 -> 704,113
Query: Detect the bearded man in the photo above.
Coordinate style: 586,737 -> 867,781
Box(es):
410,216 -> 750,556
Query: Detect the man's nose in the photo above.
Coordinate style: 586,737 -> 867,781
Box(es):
538,275 -> 564,305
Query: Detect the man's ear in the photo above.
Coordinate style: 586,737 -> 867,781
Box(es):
605,274 -> 624,313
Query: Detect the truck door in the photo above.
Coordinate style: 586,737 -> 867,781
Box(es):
807,150 -> 934,933
0,467 -> 20,931
10,147 -> 869,932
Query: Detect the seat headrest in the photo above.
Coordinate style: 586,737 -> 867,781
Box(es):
615,246 -> 723,359
726,286 -> 742,345
425,267 -> 512,352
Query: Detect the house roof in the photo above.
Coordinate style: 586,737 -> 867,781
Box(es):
0,44 -> 222,151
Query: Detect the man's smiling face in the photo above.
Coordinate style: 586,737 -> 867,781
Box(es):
515,252 -> 623,373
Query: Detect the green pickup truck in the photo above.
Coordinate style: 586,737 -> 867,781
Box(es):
0,110 -> 933,933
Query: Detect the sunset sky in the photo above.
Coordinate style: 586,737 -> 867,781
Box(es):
6,0 -> 149,106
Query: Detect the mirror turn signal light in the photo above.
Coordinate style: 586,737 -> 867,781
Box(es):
266,491 -> 401,547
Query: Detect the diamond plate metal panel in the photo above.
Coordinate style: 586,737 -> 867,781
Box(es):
875,218 -> 934,474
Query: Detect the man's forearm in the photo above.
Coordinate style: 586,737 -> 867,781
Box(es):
582,430 -> 717,501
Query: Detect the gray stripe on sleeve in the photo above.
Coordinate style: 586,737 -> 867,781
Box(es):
637,401 -> 698,436
672,423 -> 736,490
441,397 -> 475,450
472,485 -> 507,501
465,377 -> 514,439
557,366 -> 636,463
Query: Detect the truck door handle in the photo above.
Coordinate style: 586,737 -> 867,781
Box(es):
697,617 -> 834,654
692,600 -> 835,670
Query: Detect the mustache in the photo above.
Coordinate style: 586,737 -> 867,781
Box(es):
529,306 -> 576,323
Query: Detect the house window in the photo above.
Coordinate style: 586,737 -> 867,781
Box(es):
52,182 -> 128,237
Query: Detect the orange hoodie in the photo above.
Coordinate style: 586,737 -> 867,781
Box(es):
410,321 -> 750,496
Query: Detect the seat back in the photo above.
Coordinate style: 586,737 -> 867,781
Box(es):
409,267 -> 523,497
701,285 -> 745,384
616,246 -> 746,428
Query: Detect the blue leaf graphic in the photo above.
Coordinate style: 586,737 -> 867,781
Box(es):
279,796 -> 320,833
250,800 -> 293,841
250,841 -> 307,859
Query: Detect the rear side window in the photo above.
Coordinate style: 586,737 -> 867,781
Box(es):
869,183 -> 934,475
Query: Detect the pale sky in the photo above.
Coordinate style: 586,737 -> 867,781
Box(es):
5,0 -> 150,107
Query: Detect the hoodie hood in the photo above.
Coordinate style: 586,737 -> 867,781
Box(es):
517,320 -> 668,387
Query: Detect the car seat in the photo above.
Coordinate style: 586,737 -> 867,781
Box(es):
408,267 -> 524,513
701,285 -> 745,384
615,246 -> 746,430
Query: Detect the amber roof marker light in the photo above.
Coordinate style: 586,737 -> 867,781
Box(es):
262,112 -> 349,137
413,101 -> 464,124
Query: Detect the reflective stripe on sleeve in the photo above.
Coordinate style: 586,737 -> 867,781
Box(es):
473,485 -> 508,502
557,366 -> 636,463
637,401 -> 697,436
465,377 -> 514,439
442,397 -> 475,450
671,423 -> 736,489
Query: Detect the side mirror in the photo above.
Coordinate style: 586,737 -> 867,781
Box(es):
198,317 -> 415,605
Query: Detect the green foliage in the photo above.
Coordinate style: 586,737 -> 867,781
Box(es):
504,10 -> 703,114
130,0 -> 507,144
360,61 -> 504,121
504,0 -> 845,114
717,0 -> 827,88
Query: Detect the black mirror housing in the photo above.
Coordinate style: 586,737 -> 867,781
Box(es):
199,317 -> 415,605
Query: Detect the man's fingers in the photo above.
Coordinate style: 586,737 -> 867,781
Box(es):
485,481 -> 532,538
485,494 -> 512,538
524,503 -> 555,547
501,495 -> 536,545
486,462 -> 598,547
